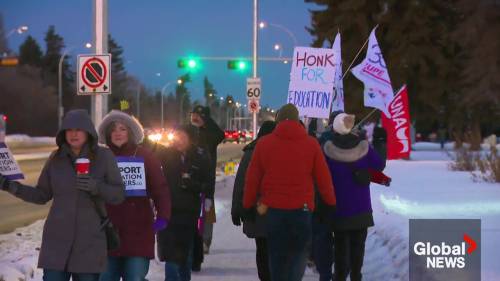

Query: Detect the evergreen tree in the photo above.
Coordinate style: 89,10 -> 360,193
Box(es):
0,13 -> 10,55
305,0 -> 500,137
42,25 -> 66,75
19,35 -> 43,67
108,34 -> 129,111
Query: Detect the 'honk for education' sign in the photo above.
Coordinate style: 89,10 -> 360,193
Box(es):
116,156 -> 147,197
287,47 -> 338,119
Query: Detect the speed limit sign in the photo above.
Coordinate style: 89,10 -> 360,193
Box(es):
246,77 -> 261,99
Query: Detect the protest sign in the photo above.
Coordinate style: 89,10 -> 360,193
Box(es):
287,47 -> 338,118
382,85 -> 411,159
0,142 -> 24,180
116,156 -> 147,196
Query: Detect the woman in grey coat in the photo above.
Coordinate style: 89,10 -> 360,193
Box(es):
231,120 -> 276,281
0,109 -> 125,281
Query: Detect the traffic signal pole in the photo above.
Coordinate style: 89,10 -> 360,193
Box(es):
252,0 -> 258,139
91,0 -> 108,126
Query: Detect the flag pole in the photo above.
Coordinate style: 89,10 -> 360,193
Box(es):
341,24 -> 378,80
353,84 -> 406,130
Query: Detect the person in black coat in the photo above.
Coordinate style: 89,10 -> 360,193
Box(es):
231,121 -> 276,281
189,105 -> 224,269
155,126 -> 211,281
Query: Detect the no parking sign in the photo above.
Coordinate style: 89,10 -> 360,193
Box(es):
77,54 -> 112,95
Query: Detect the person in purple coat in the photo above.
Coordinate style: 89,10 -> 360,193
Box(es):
322,112 -> 384,281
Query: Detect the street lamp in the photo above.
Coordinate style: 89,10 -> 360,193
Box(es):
161,79 -> 183,128
258,21 -> 299,47
6,25 -> 28,38
58,42 -> 92,129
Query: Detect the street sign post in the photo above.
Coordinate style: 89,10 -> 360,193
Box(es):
248,99 -> 260,114
77,54 -> 111,95
246,77 -> 261,99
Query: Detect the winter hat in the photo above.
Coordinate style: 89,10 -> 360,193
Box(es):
191,105 -> 210,122
98,110 -> 144,145
275,104 -> 299,123
328,110 -> 344,126
333,113 -> 355,135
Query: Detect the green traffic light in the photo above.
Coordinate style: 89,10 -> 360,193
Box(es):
188,59 -> 197,68
238,61 -> 247,70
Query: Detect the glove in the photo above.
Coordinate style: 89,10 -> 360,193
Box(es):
153,218 -> 168,233
231,214 -> 242,226
76,174 -> 98,196
241,208 -> 257,223
204,198 -> 213,212
0,174 -> 10,190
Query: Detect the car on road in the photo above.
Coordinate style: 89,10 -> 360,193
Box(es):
224,130 -> 239,143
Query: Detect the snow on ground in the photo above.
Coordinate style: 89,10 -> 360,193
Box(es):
5,135 -> 55,148
1,151 -> 499,280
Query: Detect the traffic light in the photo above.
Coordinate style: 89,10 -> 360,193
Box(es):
0,57 -> 19,67
227,60 -> 248,71
177,58 -> 199,69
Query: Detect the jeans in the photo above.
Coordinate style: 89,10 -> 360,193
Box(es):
255,238 -> 271,281
265,208 -> 312,281
333,228 -> 368,281
43,270 -> 99,281
99,256 -> 150,281
312,216 -> 334,281
165,241 -> 194,281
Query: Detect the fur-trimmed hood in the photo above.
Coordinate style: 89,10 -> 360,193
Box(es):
323,139 -> 369,162
98,110 -> 144,145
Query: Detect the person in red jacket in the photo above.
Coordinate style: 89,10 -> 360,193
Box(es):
97,110 -> 171,281
243,103 -> 336,281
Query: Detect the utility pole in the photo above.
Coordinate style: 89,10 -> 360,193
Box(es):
91,0 -> 108,126
252,0 -> 258,139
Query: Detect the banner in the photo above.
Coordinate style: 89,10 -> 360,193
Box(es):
0,142 -> 24,180
116,156 -> 147,196
351,27 -> 394,117
331,32 -> 344,112
381,85 -> 411,159
287,47 -> 338,118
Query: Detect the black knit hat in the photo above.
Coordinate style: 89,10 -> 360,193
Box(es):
276,104 -> 299,123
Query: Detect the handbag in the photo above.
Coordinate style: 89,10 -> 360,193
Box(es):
90,196 -> 120,251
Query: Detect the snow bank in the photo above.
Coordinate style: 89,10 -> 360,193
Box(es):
5,135 -> 55,148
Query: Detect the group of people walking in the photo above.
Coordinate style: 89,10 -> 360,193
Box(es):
0,102 -> 386,281
231,103 -> 386,281
0,105 -> 224,281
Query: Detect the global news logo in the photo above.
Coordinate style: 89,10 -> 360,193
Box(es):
413,234 -> 477,269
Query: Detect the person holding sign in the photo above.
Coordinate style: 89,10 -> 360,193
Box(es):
97,110 -> 171,281
0,109 -> 125,281
321,112 -> 385,281
243,104 -> 337,281
156,125 -> 211,281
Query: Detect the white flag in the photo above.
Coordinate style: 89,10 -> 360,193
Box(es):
351,27 -> 394,117
331,32 -> 344,112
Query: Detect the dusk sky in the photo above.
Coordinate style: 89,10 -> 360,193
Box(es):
3,0 -> 325,110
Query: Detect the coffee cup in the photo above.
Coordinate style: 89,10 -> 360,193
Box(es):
75,158 -> 90,175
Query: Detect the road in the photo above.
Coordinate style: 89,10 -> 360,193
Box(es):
0,142 -> 245,234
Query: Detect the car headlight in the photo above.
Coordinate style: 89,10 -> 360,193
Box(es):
148,133 -> 162,142
167,132 -> 175,141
